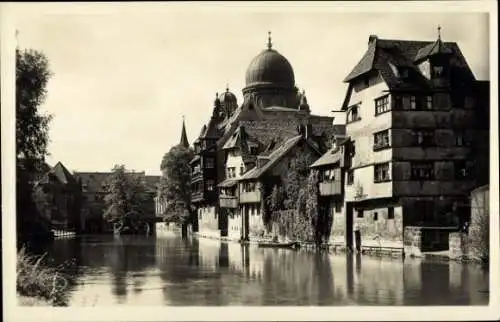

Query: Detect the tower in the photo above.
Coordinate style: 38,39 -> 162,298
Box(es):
180,116 -> 189,148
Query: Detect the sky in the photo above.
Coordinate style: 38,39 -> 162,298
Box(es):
5,3 -> 491,176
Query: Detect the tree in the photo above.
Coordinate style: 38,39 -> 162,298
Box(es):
103,165 -> 153,234
16,48 -> 53,244
158,145 -> 194,224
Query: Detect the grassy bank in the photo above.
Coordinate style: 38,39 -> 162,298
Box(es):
17,247 -> 69,306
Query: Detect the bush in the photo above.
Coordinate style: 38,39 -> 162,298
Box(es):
17,248 -> 70,306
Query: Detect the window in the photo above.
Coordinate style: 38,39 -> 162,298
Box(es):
205,157 -> 215,169
347,170 -> 354,185
456,132 -> 467,146
411,162 -> 435,180
375,95 -> 390,115
335,202 -> 342,213
432,65 -> 443,78
243,182 -> 256,192
387,207 -> 394,219
206,180 -> 215,191
347,105 -> 361,123
393,95 -> 403,110
373,212 -> 378,221
374,163 -> 390,182
410,96 -> 417,110
350,141 -> 356,157
455,160 -> 472,179
240,166 -> 244,176
412,129 -> 435,146
373,130 -> 390,150
425,95 -> 433,110
357,209 -> 364,218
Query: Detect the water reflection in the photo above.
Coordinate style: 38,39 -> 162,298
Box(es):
34,233 -> 488,306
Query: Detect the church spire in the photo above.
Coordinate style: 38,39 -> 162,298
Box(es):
180,116 -> 189,148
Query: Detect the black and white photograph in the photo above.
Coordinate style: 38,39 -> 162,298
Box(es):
1,1 -> 498,321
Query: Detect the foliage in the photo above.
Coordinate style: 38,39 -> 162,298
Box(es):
468,193 -> 489,263
158,145 -> 194,224
266,149 -> 325,242
17,247 -> 70,306
16,48 -> 53,245
103,165 -> 153,234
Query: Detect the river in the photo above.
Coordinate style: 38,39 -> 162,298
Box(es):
29,229 -> 489,306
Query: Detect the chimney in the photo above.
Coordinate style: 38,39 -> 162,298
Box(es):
368,35 -> 378,44
257,156 -> 270,168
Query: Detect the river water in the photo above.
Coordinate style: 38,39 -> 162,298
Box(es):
31,229 -> 489,306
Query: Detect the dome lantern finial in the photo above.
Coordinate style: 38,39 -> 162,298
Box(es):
267,31 -> 272,50
437,25 -> 442,41
226,83 -> 229,92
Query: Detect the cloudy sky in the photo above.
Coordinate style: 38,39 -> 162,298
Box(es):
5,2 -> 491,175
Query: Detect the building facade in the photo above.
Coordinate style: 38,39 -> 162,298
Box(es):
191,34 -> 345,239
34,161 -> 83,233
314,32 -> 490,251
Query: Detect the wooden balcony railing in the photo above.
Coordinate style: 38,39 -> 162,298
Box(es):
220,195 -> 238,208
319,181 -> 342,196
239,191 -> 261,203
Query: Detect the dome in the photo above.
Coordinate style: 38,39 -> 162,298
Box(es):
245,48 -> 295,88
219,88 -> 237,103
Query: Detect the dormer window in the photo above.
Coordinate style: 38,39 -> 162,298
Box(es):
432,65 -> 444,78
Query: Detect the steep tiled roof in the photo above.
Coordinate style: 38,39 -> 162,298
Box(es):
239,135 -> 320,181
217,178 -> 238,188
343,36 -> 377,82
310,147 -> 342,168
51,162 -> 78,185
38,161 -> 78,187
74,171 -> 147,193
201,117 -> 220,139
344,36 -> 476,89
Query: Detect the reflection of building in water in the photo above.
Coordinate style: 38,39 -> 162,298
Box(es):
197,238 -> 224,271
330,253 -> 404,305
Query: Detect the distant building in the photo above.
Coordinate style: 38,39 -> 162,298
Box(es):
34,161 -> 83,233
313,30 -> 490,250
74,171 -> 159,233
191,33 -> 345,239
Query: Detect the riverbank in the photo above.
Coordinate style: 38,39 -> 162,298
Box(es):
193,232 -> 486,264
17,248 -> 68,306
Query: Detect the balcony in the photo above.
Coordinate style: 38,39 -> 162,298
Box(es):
220,195 -> 238,208
319,181 -> 342,196
191,191 -> 204,203
239,191 -> 261,204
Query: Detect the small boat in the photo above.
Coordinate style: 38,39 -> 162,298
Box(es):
258,241 -> 301,249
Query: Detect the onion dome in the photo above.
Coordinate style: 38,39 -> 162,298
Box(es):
244,32 -> 295,89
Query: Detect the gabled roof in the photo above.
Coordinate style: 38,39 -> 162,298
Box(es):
239,135 -> 319,181
343,36 -> 377,82
52,162 -> 77,185
343,36 -> 476,88
38,161 -> 78,187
